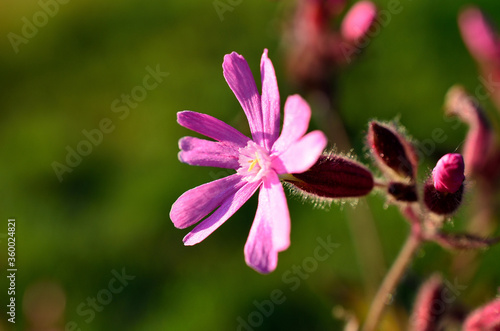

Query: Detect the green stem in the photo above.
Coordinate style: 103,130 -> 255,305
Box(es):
362,233 -> 422,331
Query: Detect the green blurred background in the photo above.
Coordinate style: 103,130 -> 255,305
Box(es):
1,0 -> 500,330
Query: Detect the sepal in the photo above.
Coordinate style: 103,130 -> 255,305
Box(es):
283,154 -> 374,199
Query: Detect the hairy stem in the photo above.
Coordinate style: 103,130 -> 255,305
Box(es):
362,233 -> 422,331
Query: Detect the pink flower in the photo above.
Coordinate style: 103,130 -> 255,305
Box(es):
340,0 -> 377,43
170,50 -> 327,274
464,299 -> 500,330
432,153 -> 465,194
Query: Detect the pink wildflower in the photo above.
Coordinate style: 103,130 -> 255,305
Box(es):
170,50 -> 327,274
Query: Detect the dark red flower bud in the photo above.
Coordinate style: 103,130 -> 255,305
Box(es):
368,122 -> 418,181
463,299 -> 500,331
284,154 -> 374,199
409,274 -> 446,331
424,180 -> 464,215
387,182 -> 418,202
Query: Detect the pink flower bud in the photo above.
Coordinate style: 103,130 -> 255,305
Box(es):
432,154 -> 465,194
284,154 -> 374,199
463,299 -> 500,330
458,7 -> 500,64
341,1 -> 377,43
424,154 -> 465,215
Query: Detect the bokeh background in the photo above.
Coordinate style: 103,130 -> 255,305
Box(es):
1,0 -> 500,330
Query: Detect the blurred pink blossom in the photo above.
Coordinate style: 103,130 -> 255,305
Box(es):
459,7 -> 500,65
284,0 -> 376,89
445,85 -> 497,180
458,6 -> 500,112
463,298 -> 500,330
341,1 -> 377,43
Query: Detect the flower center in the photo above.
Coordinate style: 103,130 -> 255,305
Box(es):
237,141 -> 272,182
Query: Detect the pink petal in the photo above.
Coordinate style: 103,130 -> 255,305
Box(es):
341,1 -> 377,43
272,130 -> 327,174
432,153 -> 465,194
183,180 -> 261,246
459,7 -> 500,64
464,124 -> 492,175
271,95 -> 312,154
260,49 -> 281,150
223,52 -> 264,146
264,172 -> 291,252
244,172 -> 290,274
464,299 -> 500,330
177,111 -> 250,147
170,174 -> 244,229
444,86 -> 493,176
179,137 -> 240,169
